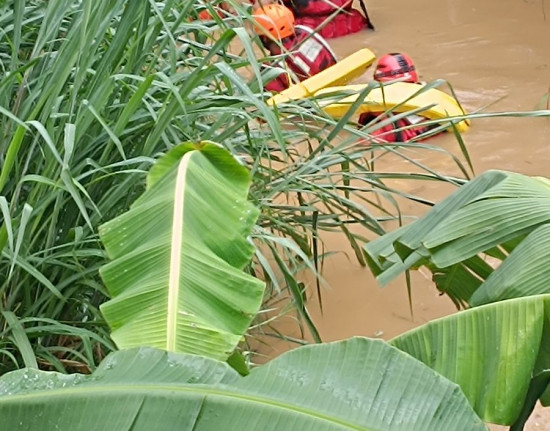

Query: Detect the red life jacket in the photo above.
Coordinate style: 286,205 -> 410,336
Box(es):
265,25 -> 337,93
358,112 -> 440,143
295,9 -> 368,39
283,0 -> 353,16
265,69 -> 291,93
282,0 -> 373,38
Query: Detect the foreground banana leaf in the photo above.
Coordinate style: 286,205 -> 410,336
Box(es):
0,339 -> 486,430
99,142 -> 265,360
364,170 -> 550,306
391,294 -> 550,426
470,224 -> 550,306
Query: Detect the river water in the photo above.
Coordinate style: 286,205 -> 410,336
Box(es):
305,0 -> 550,343
262,0 -> 550,351
255,0 -> 550,428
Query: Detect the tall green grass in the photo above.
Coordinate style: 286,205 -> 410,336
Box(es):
0,0 -> 474,373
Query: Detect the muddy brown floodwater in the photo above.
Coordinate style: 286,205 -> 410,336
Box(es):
255,0 -> 550,429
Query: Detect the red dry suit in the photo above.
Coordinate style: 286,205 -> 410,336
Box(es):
264,25 -> 337,93
358,112 -> 441,144
283,0 -> 373,39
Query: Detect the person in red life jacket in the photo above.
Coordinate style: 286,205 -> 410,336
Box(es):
282,0 -> 374,39
252,3 -> 338,93
358,52 -> 441,144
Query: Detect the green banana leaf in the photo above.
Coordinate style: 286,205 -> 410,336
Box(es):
364,170 -> 550,305
422,173 -> 550,267
0,339 -> 486,430
470,224 -> 550,306
364,170 -> 509,287
391,294 -> 550,426
99,142 -> 265,361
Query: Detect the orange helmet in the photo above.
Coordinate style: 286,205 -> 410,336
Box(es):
374,53 -> 418,83
252,4 -> 295,40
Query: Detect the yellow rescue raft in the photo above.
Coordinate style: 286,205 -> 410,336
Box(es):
315,82 -> 470,133
266,48 -> 376,106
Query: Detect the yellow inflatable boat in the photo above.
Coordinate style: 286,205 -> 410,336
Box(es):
266,46 -> 470,133
266,48 -> 376,106
315,82 -> 470,132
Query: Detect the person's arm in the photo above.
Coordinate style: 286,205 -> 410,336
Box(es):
261,60 -> 292,93
265,72 -> 291,92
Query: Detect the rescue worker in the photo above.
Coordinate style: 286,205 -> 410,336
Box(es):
359,52 -> 441,143
252,3 -> 338,93
282,0 -> 374,39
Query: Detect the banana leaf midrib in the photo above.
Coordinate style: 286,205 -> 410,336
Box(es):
165,152 -> 192,351
1,384 -> 370,430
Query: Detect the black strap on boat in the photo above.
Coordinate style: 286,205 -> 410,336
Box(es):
358,0 -> 375,30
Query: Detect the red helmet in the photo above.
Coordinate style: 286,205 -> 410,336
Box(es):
373,53 -> 418,83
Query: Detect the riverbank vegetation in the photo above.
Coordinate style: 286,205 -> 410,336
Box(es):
1,1 -> 549,430
0,0 -> 471,373
1,141 -> 548,430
